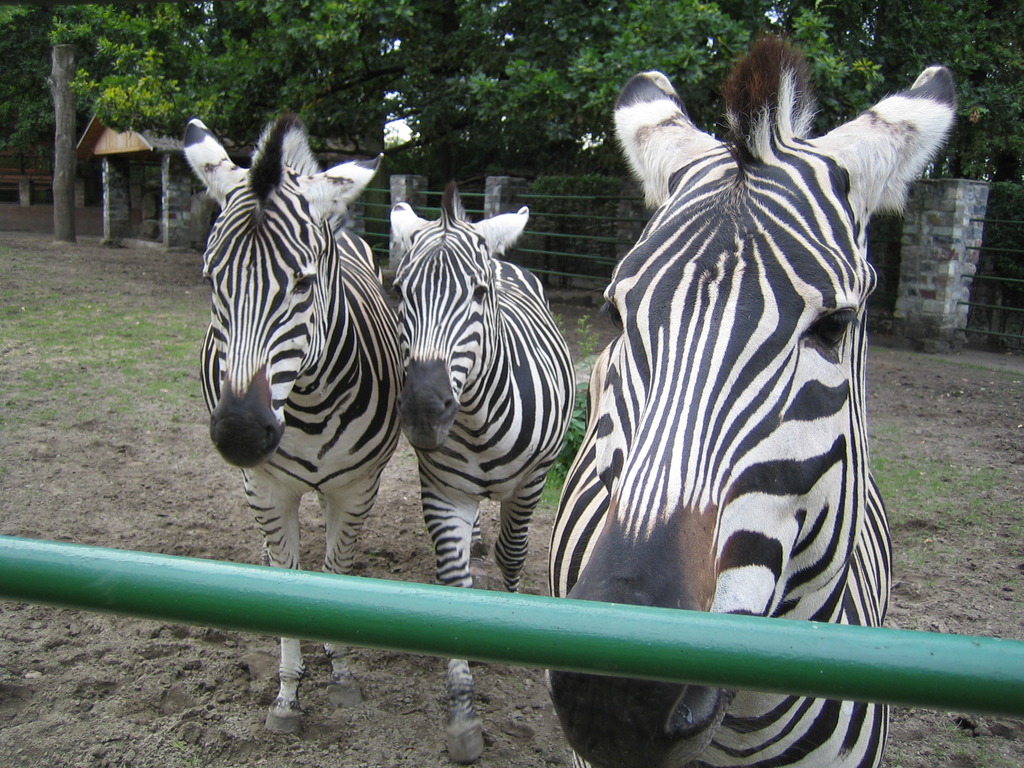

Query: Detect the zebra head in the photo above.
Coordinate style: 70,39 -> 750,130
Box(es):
184,115 -> 379,468
549,39 -> 955,767
390,183 -> 529,450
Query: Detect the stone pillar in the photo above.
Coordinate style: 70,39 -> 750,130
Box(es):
390,174 -> 427,209
894,179 -> 990,352
484,175 -> 528,217
162,153 -> 192,248
102,156 -> 131,245
389,174 -> 428,266
18,178 -> 32,207
190,192 -> 219,251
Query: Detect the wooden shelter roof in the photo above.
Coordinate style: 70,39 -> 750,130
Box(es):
77,115 -> 182,161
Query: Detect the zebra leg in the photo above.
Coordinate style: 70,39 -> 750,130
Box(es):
423,486 -> 484,763
469,508 -> 488,589
244,472 -> 305,733
319,480 -> 378,708
446,658 -> 483,764
494,476 -> 543,594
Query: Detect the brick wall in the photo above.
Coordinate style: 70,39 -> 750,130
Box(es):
894,179 -> 990,352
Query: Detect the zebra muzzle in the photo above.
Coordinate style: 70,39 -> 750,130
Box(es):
209,371 -> 284,468
398,359 -> 458,451
548,671 -> 729,768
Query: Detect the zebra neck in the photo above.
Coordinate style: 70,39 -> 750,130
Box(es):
463,305 -> 512,394
293,247 -> 351,387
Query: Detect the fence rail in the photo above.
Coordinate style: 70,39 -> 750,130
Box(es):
2,535 -> 1023,718
356,180 -> 645,288
961,217 -> 1024,348
356,177 -> 1024,350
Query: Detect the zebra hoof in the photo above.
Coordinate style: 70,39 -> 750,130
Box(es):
264,707 -> 302,733
326,677 -> 363,707
446,717 -> 484,763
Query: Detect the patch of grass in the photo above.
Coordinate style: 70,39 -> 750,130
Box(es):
173,741 -> 205,768
0,246 -> 205,432
870,423 -> 1018,534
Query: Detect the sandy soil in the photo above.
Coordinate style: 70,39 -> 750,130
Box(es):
0,233 -> 1021,767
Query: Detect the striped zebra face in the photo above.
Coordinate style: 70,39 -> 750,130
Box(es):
390,186 -> 528,450
550,39 -> 955,768
185,116 -> 378,467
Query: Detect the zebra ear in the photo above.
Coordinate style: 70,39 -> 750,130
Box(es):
614,71 -> 723,208
389,202 -> 428,266
183,119 -> 246,205
297,154 -> 382,223
810,66 -> 956,219
476,206 -> 529,256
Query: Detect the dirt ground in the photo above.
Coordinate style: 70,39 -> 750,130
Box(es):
1,233 -> 1022,768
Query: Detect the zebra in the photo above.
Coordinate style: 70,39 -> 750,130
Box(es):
389,183 -> 574,763
183,114 -> 402,733
548,37 -> 955,768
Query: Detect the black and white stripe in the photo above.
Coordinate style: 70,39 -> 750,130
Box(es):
548,38 -> 956,768
184,115 -> 402,732
390,184 -> 574,763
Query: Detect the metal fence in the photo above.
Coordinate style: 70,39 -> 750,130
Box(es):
865,213 -> 905,335
962,217 -> 1024,349
355,182 -> 1024,351
515,190 -> 645,288
355,183 -> 645,288
3,535 -> 1024,718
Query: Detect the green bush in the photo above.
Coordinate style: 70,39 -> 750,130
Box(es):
547,383 -> 589,492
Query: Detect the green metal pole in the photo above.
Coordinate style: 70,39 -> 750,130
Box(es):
1,535 -> 1022,717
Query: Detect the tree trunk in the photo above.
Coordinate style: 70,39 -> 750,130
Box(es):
48,44 -> 77,243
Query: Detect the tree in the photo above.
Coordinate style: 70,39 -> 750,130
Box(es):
7,2 -> 1019,184
778,0 -> 1024,182
48,44 -> 76,242
65,2 -> 409,155
0,7 -> 66,153
47,2 -> 768,177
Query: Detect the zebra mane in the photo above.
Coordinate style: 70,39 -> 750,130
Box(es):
250,113 -> 320,203
722,36 -> 816,165
440,181 -> 468,229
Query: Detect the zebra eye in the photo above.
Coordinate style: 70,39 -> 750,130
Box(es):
472,284 -> 488,303
294,274 -> 316,295
809,309 -> 857,347
601,301 -> 623,331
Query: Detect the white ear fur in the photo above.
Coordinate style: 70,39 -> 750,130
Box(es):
278,123 -> 320,176
614,72 -> 723,208
810,66 -> 956,219
297,154 -> 381,222
389,201 -> 428,262
183,118 -> 246,204
476,206 -> 529,256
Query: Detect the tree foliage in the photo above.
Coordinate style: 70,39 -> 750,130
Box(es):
0,6 -> 66,153
780,0 -> 1024,182
3,2 -> 1021,184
